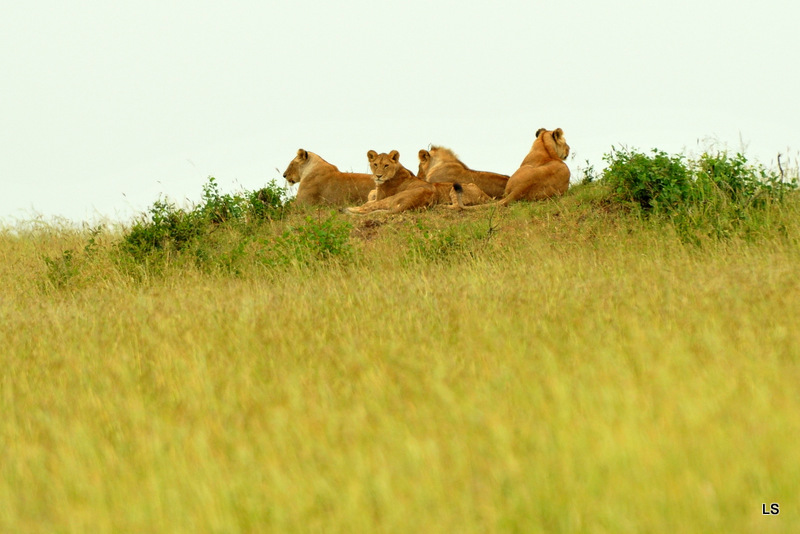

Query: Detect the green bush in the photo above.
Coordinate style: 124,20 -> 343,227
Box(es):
200,177 -> 244,223
201,177 -> 290,224
692,151 -> 795,205
119,198 -> 204,260
602,148 -> 691,212
119,177 -> 291,266
693,151 -> 757,202
601,146 -> 797,243
250,183 -> 292,221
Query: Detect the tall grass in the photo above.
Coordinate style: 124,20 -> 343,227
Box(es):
1,165 -> 799,532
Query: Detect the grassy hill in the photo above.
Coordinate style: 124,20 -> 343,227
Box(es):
2,163 -> 799,532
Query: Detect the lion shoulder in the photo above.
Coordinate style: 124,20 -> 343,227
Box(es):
420,146 -> 508,198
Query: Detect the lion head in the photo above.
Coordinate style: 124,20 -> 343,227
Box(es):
534,128 -> 570,161
367,150 -> 403,185
418,146 -> 467,179
282,148 -> 311,185
417,149 -> 431,178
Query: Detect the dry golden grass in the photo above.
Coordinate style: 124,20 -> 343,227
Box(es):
1,188 -> 799,532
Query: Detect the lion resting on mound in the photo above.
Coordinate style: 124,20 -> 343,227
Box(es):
500,128 -> 570,205
283,149 -> 375,205
346,150 -> 490,214
453,128 -> 571,209
418,146 -> 509,198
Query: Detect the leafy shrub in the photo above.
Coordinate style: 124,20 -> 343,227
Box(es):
119,177 -> 291,266
693,151 -> 757,202
119,198 -> 204,260
692,151 -> 795,205
600,146 -> 798,243
250,183 -> 292,221
200,177 -> 245,223
201,177 -> 290,224
602,148 -> 691,212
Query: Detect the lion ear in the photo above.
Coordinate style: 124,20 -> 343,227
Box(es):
389,150 -> 400,163
418,149 -> 430,162
535,128 -> 546,139
367,150 -> 378,162
297,148 -> 308,160
553,128 -> 564,140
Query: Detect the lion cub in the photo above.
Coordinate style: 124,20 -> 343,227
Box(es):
346,150 -> 490,214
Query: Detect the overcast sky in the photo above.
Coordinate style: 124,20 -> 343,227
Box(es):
2,1 -> 798,223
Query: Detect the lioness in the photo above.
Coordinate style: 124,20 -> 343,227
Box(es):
418,146 -> 509,198
283,149 -> 375,205
452,128 -> 570,209
502,128 -> 570,204
346,150 -> 490,214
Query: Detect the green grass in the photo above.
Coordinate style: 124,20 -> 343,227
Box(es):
1,182 -> 799,533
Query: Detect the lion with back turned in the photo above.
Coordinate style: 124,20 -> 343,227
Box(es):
502,128 -> 570,204
452,128 -> 571,208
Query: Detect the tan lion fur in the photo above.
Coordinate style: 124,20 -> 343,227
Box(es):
347,150 -> 490,215
453,128 -> 571,209
418,146 -> 509,198
282,149 -> 375,206
501,128 -> 570,204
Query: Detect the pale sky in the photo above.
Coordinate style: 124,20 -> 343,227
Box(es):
2,1 -> 798,223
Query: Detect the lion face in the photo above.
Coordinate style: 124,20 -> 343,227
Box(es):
283,148 -> 309,185
367,150 -> 402,185
535,128 -> 570,160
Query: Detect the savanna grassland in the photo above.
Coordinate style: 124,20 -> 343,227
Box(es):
1,150 -> 799,533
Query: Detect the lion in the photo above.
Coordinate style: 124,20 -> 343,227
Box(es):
282,149 -> 375,205
452,128 -> 570,209
502,128 -> 570,204
418,146 -> 509,198
346,150 -> 490,214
